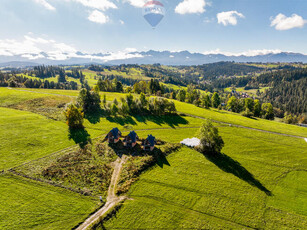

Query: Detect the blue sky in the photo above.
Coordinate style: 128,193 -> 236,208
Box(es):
0,0 -> 306,59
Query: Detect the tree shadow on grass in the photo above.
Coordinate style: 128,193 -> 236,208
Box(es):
84,109 -> 105,124
204,153 -> 272,196
106,114 -> 189,128
133,114 -> 189,128
106,116 -> 137,126
153,148 -> 171,168
68,127 -> 91,149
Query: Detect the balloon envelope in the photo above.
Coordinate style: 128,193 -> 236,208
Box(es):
143,1 -> 165,28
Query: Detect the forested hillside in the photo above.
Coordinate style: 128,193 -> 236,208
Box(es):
263,77 -> 307,114
1,62 -> 306,122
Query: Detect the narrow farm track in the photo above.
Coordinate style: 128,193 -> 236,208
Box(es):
76,156 -> 128,230
182,113 -> 306,139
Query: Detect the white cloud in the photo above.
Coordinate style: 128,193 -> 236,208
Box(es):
0,35 -> 143,62
175,0 -> 207,14
0,35 -> 76,60
271,13 -> 307,31
202,49 -> 282,57
217,11 -> 245,26
71,0 -> 117,11
33,0 -> 55,11
64,0 -> 116,24
124,0 -> 146,8
119,20 -> 125,25
88,10 -> 109,24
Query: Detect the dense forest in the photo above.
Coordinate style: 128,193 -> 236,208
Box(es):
263,77 -> 307,114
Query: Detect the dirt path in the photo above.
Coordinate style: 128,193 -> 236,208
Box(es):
76,156 -> 128,230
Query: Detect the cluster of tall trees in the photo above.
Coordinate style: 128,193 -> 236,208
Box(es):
30,65 -> 65,79
226,96 -> 274,119
103,93 -> 176,116
0,72 -> 78,90
96,78 -> 124,92
64,88 -> 177,130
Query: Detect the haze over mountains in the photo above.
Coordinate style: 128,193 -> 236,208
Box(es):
1,50 -> 307,67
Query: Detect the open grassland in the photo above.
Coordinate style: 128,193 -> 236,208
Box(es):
0,107 -> 76,170
0,174 -> 98,230
173,100 -> 307,137
224,86 -> 270,95
0,88 -> 205,170
1,87 -> 306,229
100,68 -> 150,80
0,87 -> 50,106
4,88 -> 307,137
103,126 -> 307,229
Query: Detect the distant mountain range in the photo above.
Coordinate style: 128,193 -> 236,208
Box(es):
1,50 -> 307,67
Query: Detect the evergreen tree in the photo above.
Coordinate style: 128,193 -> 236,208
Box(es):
211,92 -> 221,108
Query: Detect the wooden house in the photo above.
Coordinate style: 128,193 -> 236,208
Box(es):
143,134 -> 156,151
123,131 -> 139,148
105,128 -> 121,143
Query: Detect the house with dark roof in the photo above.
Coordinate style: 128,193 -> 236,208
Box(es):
142,134 -> 156,151
105,128 -> 122,143
123,131 -> 139,148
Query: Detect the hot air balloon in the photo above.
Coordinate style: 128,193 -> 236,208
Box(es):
142,1 -> 165,28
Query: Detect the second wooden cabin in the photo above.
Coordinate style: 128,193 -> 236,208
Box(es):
123,131 -> 139,148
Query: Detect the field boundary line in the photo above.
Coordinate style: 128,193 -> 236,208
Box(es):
182,113 -> 306,139
7,170 -> 94,197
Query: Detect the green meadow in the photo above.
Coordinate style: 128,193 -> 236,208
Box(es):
0,87 -> 306,229
103,126 -> 307,229
0,174 -> 98,230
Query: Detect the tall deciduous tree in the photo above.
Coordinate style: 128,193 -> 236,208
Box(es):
197,119 -> 224,155
262,103 -> 274,120
64,104 -> 84,129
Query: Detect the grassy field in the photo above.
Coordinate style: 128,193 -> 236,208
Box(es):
103,126 -> 307,229
4,87 -> 306,137
16,68 -> 150,88
0,107 -> 76,170
1,86 -> 306,229
173,100 -> 307,137
0,88 -> 205,170
0,174 -> 98,230
224,86 -> 270,95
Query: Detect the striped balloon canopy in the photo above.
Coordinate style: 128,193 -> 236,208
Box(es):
142,1 -> 165,28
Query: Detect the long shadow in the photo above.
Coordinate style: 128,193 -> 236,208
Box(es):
68,127 -> 91,148
106,116 -> 137,126
133,114 -> 189,128
84,109 -> 105,124
153,148 -> 171,168
204,153 -> 272,195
